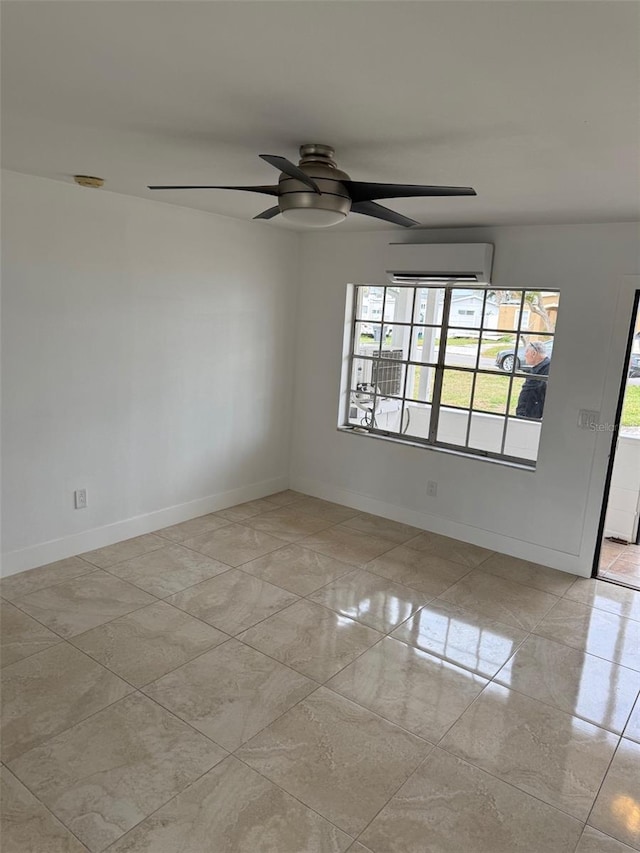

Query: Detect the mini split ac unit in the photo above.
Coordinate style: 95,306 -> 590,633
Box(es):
386,242 -> 494,283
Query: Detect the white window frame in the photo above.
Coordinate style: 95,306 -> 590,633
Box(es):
339,281 -> 558,468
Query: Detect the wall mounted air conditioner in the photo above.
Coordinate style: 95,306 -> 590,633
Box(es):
386,243 -> 494,283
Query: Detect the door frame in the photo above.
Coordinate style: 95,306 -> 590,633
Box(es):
592,288 -> 640,577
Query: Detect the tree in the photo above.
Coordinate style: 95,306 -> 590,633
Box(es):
523,292 -> 553,331
488,290 -> 554,333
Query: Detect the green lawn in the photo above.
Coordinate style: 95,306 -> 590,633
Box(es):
439,370 -> 522,415
360,335 -> 512,357
365,334 -> 640,428
482,343 -> 512,358
412,371 -> 640,427
412,367 -> 520,413
622,386 -> 640,427
359,334 -> 392,345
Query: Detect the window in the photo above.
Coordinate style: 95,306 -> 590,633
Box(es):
342,282 -> 560,466
514,307 -> 531,328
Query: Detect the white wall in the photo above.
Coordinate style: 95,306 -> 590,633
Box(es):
290,224 -> 640,575
1,171 -> 299,573
605,436 -> 640,541
3,173 -> 638,579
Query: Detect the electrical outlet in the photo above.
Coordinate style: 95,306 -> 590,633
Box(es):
74,489 -> 87,509
427,480 -> 438,497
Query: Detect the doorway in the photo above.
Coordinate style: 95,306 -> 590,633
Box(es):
594,290 -> 640,589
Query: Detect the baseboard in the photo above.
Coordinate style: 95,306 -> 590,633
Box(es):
290,475 -> 589,577
603,530 -> 631,544
1,476 -> 289,577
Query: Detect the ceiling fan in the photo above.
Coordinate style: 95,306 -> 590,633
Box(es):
148,144 -> 476,228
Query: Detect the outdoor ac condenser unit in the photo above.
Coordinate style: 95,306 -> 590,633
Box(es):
355,348 -> 404,397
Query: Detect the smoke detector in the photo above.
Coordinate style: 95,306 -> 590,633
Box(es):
74,175 -> 104,188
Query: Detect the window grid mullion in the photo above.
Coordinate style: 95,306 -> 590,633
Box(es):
429,287 -> 451,444
368,287 -> 388,428
464,289 -> 488,449
399,288 -> 418,435
500,290 -> 527,454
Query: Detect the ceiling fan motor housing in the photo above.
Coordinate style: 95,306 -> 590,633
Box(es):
277,144 -> 352,220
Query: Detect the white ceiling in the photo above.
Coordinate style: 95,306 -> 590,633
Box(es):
2,0 -> 639,230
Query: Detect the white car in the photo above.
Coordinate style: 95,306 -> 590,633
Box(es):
358,323 -> 393,338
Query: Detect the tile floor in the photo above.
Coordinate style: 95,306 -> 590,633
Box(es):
600,538 -> 640,588
1,490 -> 639,852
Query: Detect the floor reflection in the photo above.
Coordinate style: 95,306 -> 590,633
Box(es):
599,538 -> 640,590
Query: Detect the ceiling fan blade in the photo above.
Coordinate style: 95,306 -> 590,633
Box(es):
254,206 -> 281,220
344,181 -> 476,203
259,155 -> 321,194
148,184 -> 279,195
351,201 -> 419,228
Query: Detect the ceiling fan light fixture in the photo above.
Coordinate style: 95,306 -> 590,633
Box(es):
148,143 -> 476,228
281,207 -> 348,228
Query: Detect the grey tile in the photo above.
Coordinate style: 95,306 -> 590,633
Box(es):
327,637 -> 487,741
535,597 -> 640,671
241,544 -> 356,595
338,514 -> 423,545
481,552 -> 577,595
238,599 -> 382,682
244,507 -> 334,542
286,497 -> 359,524
182,523 -> 287,567
1,765 -> 88,852
576,826 -> 638,852
104,544 -> 230,598
391,599 -> 527,677
236,687 -> 429,836
440,570 -> 559,631
300,527 -> 394,568
495,633 -> 640,733
144,639 -> 315,750
404,531 -> 493,567
1,642 -> 131,762
106,756 -> 351,853
13,571 -> 156,639
80,534 -> 166,569
214,498 -> 275,522
263,490 -> 304,507
155,513 -> 230,543
440,682 -> 619,820
168,569 -> 298,635
366,545 -> 471,596
8,693 -> 226,853
309,569 -> 431,633
1,600 -> 60,667
589,739 -> 640,849
0,557 -> 94,603
565,577 -> 640,622
72,601 -> 227,686
360,748 -> 583,853
624,695 -> 640,744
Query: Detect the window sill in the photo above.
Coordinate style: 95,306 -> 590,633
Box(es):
336,426 -> 537,471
